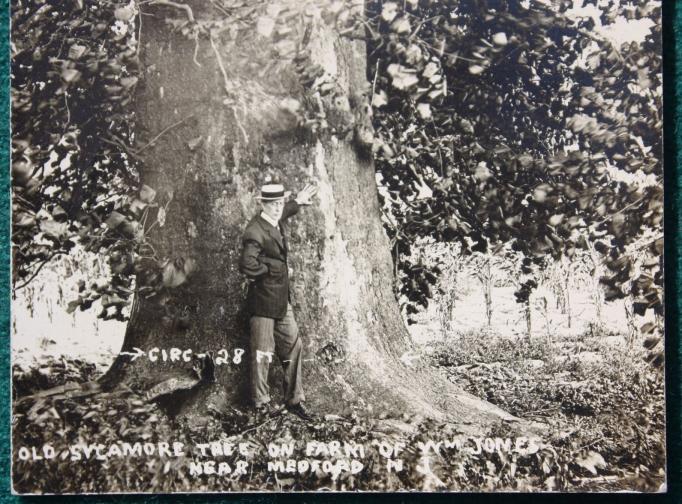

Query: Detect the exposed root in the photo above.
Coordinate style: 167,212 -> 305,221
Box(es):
232,106 -> 249,145
147,0 -> 195,22
192,35 -> 202,67
136,115 -> 194,153
209,35 -> 231,93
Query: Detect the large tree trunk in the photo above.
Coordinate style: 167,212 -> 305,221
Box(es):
103,1 -> 518,434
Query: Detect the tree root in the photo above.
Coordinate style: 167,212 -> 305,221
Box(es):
147,0 -> 195,22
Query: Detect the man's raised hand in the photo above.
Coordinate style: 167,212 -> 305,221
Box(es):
295,183 -> 318,206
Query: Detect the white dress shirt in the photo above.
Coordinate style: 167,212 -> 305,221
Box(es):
260,212 -> 279,229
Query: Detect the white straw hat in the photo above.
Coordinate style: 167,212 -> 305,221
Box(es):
255,183 -> 291,201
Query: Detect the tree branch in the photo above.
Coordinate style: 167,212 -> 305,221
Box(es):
209,0 -> 231,18
209,35 -> 231,92
192,35 -> 202,67
146,0 -> 195,22
14,253 -> 61,291
591,195 -> 647,229
135,115 -> 194,153
102,135 -> 145,163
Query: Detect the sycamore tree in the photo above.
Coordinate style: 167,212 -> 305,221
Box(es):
11,0 -> 662,426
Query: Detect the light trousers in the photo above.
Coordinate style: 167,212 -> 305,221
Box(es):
249,304 -> 305,407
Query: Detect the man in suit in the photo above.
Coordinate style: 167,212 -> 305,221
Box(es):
239,182 -> 317,421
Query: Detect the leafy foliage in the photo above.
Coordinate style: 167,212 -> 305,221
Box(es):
11,1 -> 663,359
11,1 -> 208,320
359,0 -> 663,357
430,329 -> 665,488
11,0 -> 146,319
13,356 -> 98,398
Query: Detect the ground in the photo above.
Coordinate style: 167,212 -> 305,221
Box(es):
11,266 -> 666,492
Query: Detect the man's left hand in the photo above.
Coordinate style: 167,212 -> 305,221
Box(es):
295,183 -> 318,206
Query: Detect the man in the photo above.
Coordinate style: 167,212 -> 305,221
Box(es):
239,182 -> 317,421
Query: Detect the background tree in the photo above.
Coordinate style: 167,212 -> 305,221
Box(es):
464,249 -> 516,328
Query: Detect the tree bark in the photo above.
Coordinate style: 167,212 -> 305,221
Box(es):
103,1 -> 520,434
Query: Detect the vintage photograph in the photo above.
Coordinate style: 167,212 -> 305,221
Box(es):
10,0 -> 665,493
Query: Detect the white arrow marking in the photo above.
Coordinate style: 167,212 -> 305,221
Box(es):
119,347 -> 145,362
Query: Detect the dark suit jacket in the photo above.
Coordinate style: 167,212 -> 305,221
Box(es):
239,200 -> 299,319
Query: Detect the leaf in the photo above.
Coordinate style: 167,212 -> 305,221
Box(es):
161,261 -> 185,288
474,162 -> 492,181
82,410 -> 98,420
633,300 -> 648,317
102,294 -> 127,308
387,64 -> 419,90
120,76 -> 138,88
114,6 -> 135,22
157,206 -> 166,227
120,220 -> 142,240
587,54 -> 601,70
161,257 -> 196,288
381,2 -> 399,22
12,158 -> 32,184
187,136 -> 203,151
637,69 -> 652,90
372,90 -> 388,108
40,220 -> 68,239
105,211 -> 127,229
279,98 -> 301,115
416,102 -> 432,120
610,213 -> 626,238
61,68 -> 81,83
379,140 -> 395,158
423,62 -> 439,79
66,298 -> 82,314
576,451 -> 606,475
256,16 -> 275,37
548,214 -> 564,226
68,44 -> 86,60
183,257 -> 197,276
492,32 -> 508,46
14,212 -> 36,228
468,64 -> 485,75
391,17 -> 411,34
405,44 -> 423,65
643,334 -> 659,349
266,2 -> 282,17
459,119 -> 474,134
139,184 -> 156,204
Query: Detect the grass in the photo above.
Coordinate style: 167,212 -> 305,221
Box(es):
427,327 -> 666,491
10,326 -> 666,493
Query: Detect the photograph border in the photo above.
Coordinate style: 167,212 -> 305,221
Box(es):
1,0 -> 681,501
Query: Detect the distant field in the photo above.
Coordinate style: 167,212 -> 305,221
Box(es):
408,277 -> 646,345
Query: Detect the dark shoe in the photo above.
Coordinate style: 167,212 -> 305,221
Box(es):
287,402 -> 314,421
